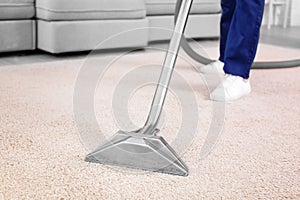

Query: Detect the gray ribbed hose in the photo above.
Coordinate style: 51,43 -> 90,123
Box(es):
175,0 -> 300,69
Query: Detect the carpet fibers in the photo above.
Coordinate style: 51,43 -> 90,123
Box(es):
0,44 -> 299,199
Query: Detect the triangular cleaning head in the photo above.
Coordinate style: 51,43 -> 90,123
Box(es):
85,131 -> 188,176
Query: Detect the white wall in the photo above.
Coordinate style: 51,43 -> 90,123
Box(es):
290,0 -> 300,26
262,0 -> 300,27
262,2 -> 284,26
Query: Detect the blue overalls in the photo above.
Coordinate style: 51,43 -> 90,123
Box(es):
219,0 -> 265,79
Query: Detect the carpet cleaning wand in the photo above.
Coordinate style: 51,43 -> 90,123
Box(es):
85,0 -> 195,176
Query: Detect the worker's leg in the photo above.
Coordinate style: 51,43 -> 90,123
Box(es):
223,0 -> 265,79
219,0 -> 236,63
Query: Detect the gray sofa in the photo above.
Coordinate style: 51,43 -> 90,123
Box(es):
0,0 -> 36,53
0,0 -> 221,54
146,0 -> 220,42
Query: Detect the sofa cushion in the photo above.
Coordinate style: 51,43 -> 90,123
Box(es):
0,0 -> 35,19
0,20 -> 36,52
36,0 -> 146,21
37,19 -> 148,53
146,0 -> 221,16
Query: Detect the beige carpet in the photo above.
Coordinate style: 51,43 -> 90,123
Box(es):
0,43 -> 300,199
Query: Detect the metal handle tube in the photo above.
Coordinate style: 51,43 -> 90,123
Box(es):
142,0 -> 194,134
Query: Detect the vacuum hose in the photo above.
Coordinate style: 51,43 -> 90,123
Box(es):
175,0 -> 300,69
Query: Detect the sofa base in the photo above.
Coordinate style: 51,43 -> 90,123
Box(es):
0,20 -> 36,53
37,19 -> 149,54
148,14 -> 220,42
